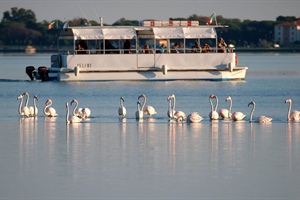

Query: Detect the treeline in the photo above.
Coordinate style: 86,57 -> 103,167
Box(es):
0,7 -> 299,48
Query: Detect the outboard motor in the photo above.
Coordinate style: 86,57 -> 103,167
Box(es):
25,66 -> 35,80
38,66 -> 49,81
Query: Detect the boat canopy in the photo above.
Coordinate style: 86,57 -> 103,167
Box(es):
59,26 -> 217,40
60,27 -> 136,40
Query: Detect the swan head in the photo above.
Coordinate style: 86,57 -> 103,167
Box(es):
209,94 -> 217,99
70,99 -> 78,105
120,96 -> 125,102
167,94 -> 175,101
22,92 -> 29,96
285,98 -> 292,104
248,101 -> 255,107
138,94 -> 146,100
34,95 -> 38,100
45,99 -> 52,105
17,94 -> 24,100
225,96 -> 231,101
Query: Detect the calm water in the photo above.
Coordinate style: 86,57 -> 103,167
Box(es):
0,52 -> 300,199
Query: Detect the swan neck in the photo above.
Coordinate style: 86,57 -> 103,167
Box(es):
209,98 -> 214,112
287,101 -> 291,121
249,104 -> 255,122
214,96 -> 218,111
72,100 -> 78,116
18,97 -> 23,115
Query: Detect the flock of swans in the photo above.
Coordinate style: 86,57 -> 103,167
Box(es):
17,92 -> 300,124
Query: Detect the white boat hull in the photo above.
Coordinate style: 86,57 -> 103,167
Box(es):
47,53 -> 247,81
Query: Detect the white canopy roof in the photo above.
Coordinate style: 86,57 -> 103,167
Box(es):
60,26 -> 217,40
152,27 -> 216,39
62,27 -> 137,40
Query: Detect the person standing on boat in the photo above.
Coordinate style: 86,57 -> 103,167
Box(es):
159,43 -> 166,53
123,40 -> 131,54
192,42 -> 201,53
218,37 -> 227,53
144,44 -> 153,54
171,43 -> 179,53
202,43 -> 212,53
76,40 -> 88,54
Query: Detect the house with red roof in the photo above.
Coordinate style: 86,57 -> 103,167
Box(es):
274,19 -> 300,46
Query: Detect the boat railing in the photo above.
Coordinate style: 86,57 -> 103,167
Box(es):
59,47 -> 233,55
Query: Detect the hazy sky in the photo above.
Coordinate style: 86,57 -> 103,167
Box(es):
1,0 -> 299,24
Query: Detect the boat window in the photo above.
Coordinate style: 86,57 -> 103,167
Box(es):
138,38 -> 155,54
155,39 -> 168,53
200,38 -> 216,53
58,39 -> 73,54
185,39 -> 201,53
169,39 -> 184,53
122,39 -> 136,54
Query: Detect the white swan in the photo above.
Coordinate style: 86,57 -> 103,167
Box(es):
248,101 -> 272,123
138,94 -> 157,116
29,95 -> 38,117
218,96 -> 231,119
44,99 -> 58,117
187,112 -> 204,123
135,100 -> 143,119
285,98 -> 300,121
70,99 -> 82,117
209,94 -> 219,120
167,94 -> 186,119
118,96 -> 127,117
226,96 -> 246,121
17,94 -> 30,117
70,99 -> 91,119
66,102 -> 82,124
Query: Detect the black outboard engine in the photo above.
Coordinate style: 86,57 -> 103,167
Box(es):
25,66 -> 35,80
38,66 -> 49,81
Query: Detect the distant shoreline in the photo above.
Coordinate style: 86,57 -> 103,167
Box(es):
0,46 -> 299,53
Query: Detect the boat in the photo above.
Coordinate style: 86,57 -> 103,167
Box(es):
25,20 -> 248,81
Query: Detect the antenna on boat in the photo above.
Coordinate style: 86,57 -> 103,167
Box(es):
99,17 -> 103,26
76,3 -> 91,26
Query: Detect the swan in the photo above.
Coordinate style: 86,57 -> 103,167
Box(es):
248,101 -> 272,123
167,94 -> 186,119
70,99 -> 91,119
66,102 -> 82,124
187,112 -> 204,123
285,98 -> 300,121
44,99 -> 58,117
29,95 -> 38,117
218,96 -> 233,119
138,94 -> 157,116
70,99 -> 83,117
135,100 -> 143,119
209,94 -> 219,120
81,108 -> 91,119
17,94 -> 30,117
118,96 -> 127,117
226,96 -> 246,121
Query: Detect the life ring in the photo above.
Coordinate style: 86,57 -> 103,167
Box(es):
235,55 -> 238,65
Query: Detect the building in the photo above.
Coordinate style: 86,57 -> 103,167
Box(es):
274,19 -> 300,47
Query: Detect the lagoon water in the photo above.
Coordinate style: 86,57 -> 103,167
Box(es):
0,52 -> 300,199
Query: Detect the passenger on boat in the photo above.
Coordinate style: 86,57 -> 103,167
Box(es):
76,40 -> 88,54
159,43 -> 166,53
192,42 -> 201,53
218,37 -> 227,53
123,40 -> 131,54
144,44 -> 153,54
170,43 -> 179,53
202,43 -> 212,53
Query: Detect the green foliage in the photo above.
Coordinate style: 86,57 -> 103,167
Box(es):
0,7 -> 299,48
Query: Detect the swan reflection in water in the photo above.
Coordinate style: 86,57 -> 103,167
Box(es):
19,117 -> 38,172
